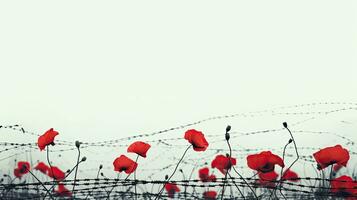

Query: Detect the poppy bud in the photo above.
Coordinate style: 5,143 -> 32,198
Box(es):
81,157 -> 87,162
179,169 -> 183,173
99,164 -> 103,169
226,125 -> 231,133
225,153 -> 229,157
100,172 -> 104,177
283,122 -> 288,128
66,169 -> 71,173
75,141 -> 81,148
288,139 -> 293,144
165,175 -> 169,180
225,132 -> 230,141
0,178 -> 3,182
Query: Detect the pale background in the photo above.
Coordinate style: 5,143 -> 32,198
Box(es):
0,1 -> 356,179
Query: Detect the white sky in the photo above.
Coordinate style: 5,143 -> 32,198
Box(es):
0,1 -> 356,178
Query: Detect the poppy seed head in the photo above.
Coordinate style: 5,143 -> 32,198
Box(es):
283,122 -> 288,128
226,125 -> 231,133
75,141 -> 81,148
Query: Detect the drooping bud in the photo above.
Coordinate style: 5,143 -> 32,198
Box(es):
75,141 -> 81,148
226,125 -> 231,133
283,122 -> 288,128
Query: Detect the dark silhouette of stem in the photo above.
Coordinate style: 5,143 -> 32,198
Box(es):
26,168 -> 55,200
134,155 -> 139,200
106,172 -> 131,200
284,123 -> 300,172
272,140 -> 290,199
43,159 -> 85,199
45,145 -> 57,200
278,122 -> 299,199
72,146 -> 81,198
227,172 -> 245,199
224,125 -> 257,200
179,169 -> 187,200
221,166 -> 229,200
155,145 -> 191,200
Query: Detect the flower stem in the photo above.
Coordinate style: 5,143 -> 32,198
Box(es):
272,140 -> 290,199
227,138 -> 258,199
227,172 -> 245,199
72,146 -> 81,198
155,145 -> 191,200
106,172 -> 131,200
134,155 -> 139,200
43,159 -> 84,199
27,169 -> 54,200
45,145 -> 56,199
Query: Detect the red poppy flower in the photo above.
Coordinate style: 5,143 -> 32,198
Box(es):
17,161 -> 30,174
55,183 -> 72,197
13,161 -> 30,178
14,168 -> 23,178
113,155 -> 138,174
199,167 -> 216,182
258,171 -> 279,188
313,145 -> 349,170
211,155 -> 236,175
184,129 -> 209,152
34,162 -> 49,174
281,169 -> 299,182
165,183 -> 180,198
47,166 -> 65,181
330,175 -> 357,198
203,190 -> 217,200
127,141 -> 151,158
38,128 -> 59,151
247,151 -> 284,173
